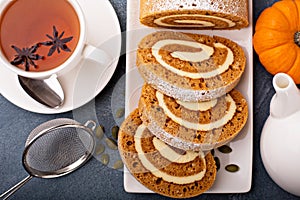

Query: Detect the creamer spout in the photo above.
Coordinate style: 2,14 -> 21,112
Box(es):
270,73 -> 300,118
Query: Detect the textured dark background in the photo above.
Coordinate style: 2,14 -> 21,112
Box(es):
0,0 -> 298,199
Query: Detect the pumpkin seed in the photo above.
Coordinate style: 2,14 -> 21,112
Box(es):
217,145 -> 232,154
105,138 -> 118,150
214,157 -> 220,171
95,143 -> 105,155
211,149 -> 215,156
225,164 -> 239,173
111,126 -> 119,140
95,125 -> 105,140
116,108 -> 125,118
113,160 -> 124,169
100,154 -> 110,165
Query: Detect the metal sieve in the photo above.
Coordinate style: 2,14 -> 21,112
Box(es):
0,118 -> 96,200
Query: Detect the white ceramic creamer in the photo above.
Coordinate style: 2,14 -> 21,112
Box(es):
261,73 -> 300,196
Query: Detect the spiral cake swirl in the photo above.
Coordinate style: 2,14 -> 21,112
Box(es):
140,0 -> 249,29
138,85 -> 248,151
137,31 -> 246,102
118,109 -> 217,198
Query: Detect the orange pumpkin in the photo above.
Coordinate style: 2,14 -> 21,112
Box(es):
253,0 -> 300,83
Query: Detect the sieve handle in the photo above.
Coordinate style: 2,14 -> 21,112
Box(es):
84,120 -> 97,131
0,175 -> 33,200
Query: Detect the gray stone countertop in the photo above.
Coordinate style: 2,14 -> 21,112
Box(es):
0,0 -> 298,199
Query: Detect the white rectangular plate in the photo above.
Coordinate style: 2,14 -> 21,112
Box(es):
124,0 -> 253,194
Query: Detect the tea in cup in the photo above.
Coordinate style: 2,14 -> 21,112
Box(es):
0,0 -> 110,79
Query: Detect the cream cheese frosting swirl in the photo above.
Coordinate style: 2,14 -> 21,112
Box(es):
134,124 -> 207,184
156,91 -> 237,131
151,39 -> 234,79
154,14 -> 236,28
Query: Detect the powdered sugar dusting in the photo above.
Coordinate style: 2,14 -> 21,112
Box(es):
141,0 -> 248,29
146,0 -> 247,17
138,65 -> 238,102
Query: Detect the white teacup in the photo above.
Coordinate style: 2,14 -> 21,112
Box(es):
0,0 -> 110,80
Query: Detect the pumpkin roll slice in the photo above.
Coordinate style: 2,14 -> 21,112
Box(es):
138,84 -> 248,151
118,109 -> 216,199
140,0 -> 249,29
137,31 -> 246,102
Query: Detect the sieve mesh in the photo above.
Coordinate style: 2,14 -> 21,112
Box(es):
23,119 -> 95,178
26,118 -> 80,147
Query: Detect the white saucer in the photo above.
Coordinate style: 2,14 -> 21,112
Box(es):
0,0 -> 121,114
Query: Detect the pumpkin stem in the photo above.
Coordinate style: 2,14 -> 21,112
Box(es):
294,31 -> 300,47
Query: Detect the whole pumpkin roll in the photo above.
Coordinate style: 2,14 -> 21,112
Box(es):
137,31 -> 246,102
138,84 -> 248,151
118,109 -> 217,198
140,0 -> 249,29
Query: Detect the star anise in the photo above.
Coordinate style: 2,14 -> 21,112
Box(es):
42,26 -> 73,56
10,44 -> 44,71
